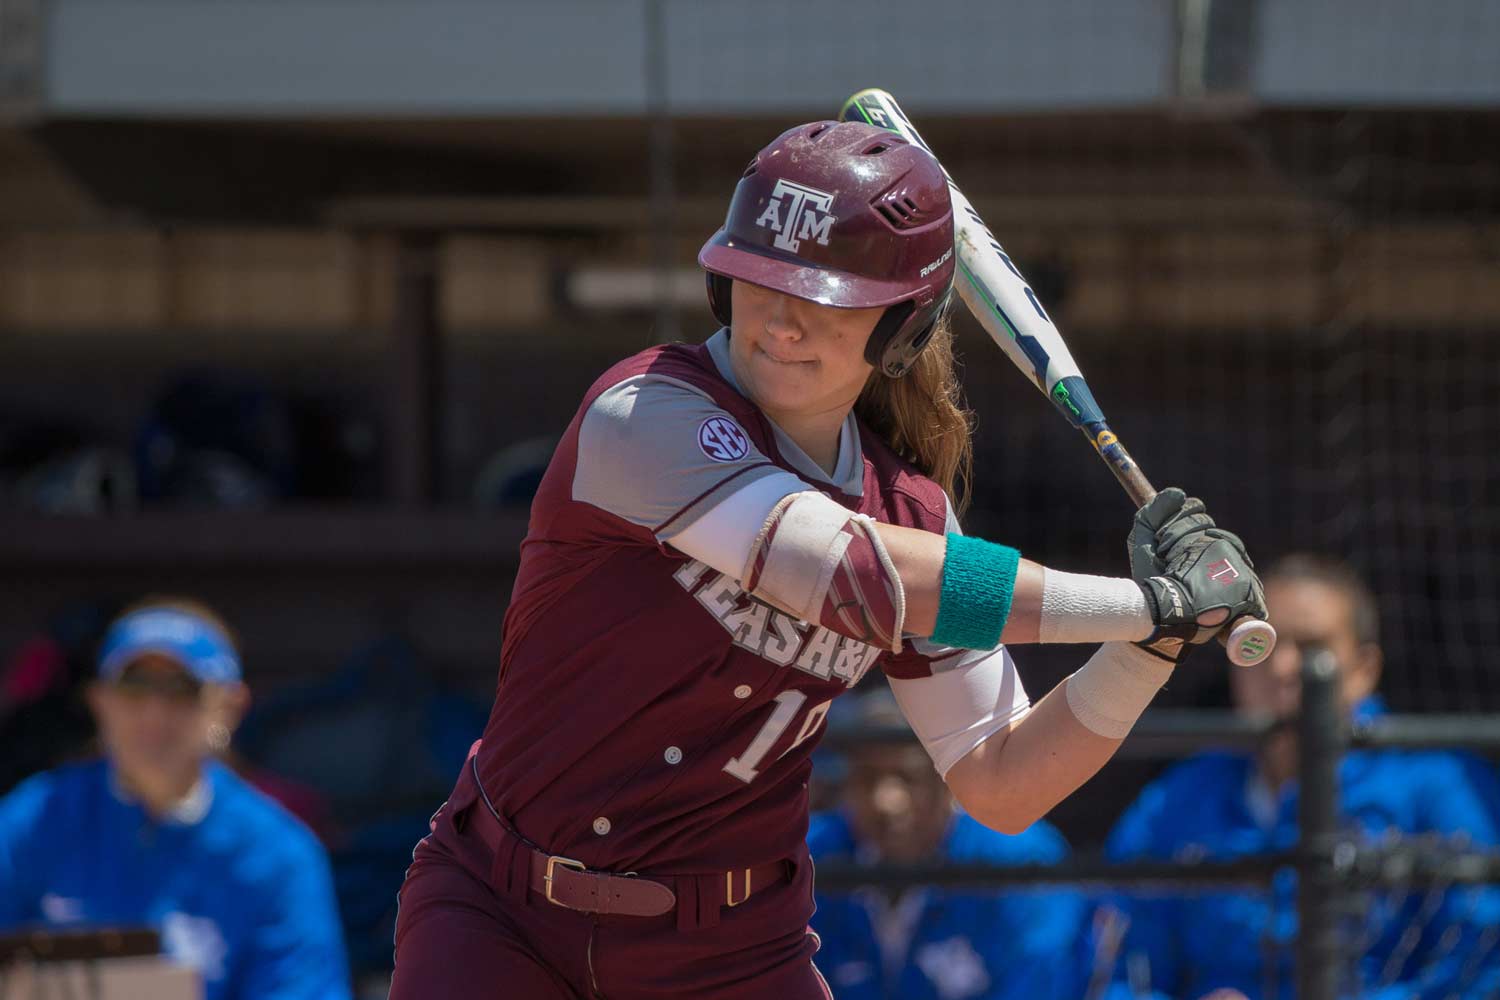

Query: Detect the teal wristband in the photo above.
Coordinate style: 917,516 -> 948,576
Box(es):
931,534 -> 1021,651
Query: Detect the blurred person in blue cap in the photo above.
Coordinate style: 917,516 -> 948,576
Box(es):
0,597 -> 352,1000
1094,555 -> 1500,1000
808,688 -> 1088,1000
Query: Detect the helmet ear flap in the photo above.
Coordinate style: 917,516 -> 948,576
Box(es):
706,273 -> 733,327
866,290 -> 952,378
864,302 -> 914,376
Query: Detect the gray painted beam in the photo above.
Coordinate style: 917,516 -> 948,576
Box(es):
45,0 -> 1172,115
1257,0 -> 1500,105
661,0 -> 1172,112
47,1 -> 648,114
38,0 -> 1499,117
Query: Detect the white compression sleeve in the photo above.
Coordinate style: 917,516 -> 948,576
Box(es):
1064,641 -> 1173,739
887,647 -> 1030,778
1038,568 -> 1155,644
667,470 -> 809,581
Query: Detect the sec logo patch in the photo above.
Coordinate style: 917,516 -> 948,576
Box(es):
699,416 -> 750,463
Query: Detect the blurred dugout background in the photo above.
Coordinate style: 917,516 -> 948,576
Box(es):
0,0 -> 1498,993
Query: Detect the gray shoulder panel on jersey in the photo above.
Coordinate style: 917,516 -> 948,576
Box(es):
573,373 -> 788,538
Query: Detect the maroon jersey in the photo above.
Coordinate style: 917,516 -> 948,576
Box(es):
476,335 -> 954,876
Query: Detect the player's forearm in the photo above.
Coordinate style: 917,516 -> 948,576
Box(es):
874,521 -> 1040,641
945,641 -> 1171,833
874,521 -> 1153,647
944,677 -> 1123,834
716,489 -> 1153,655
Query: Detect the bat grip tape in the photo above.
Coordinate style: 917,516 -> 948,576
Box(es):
931,534 -> 1020,651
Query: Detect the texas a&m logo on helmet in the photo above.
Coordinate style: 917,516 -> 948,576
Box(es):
755,179 -> 836,253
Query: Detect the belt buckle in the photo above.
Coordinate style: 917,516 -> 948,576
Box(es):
726,867 -> 753,907
544,855 -> 587,907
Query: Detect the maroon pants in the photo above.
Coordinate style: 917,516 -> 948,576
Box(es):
388,775 -> 832,1000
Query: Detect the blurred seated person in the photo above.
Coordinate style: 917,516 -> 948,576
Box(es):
808,690 -> 1087,1000
1096,554 -> 1500,1000
0,598 -> 351,1000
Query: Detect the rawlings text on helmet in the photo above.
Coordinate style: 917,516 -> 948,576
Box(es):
755,179 -> 837,253
919,246 -> 954,278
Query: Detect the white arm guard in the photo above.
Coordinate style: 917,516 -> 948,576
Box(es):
743,491 -> 907,653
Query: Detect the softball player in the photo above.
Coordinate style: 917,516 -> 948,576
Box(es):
388,120 -> 1265,1000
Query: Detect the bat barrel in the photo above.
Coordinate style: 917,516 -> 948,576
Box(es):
841,87 -> 1275,670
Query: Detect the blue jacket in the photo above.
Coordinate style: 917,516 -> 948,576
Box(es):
1098,698 -> 1500,1000
0,758 -> 351,1000
809,809 -> 1088,1000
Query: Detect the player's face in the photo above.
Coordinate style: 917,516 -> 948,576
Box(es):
88,655 -> 215,788
727,281 -> 884,421
845,744 -> 953,862
1231,578 -> 1381,719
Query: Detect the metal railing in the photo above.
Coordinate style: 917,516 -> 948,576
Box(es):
816,649 -> 1500,1000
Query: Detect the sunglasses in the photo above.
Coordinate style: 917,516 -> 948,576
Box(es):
110,670 -> 205,702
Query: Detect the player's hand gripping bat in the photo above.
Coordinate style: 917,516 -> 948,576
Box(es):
840,88 -> 1275,668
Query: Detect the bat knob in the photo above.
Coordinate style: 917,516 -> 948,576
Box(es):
1224,617 -> 1277,667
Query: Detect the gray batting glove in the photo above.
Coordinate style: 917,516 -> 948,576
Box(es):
1128,487 -> 1216,579
1128,489 -> 1267,663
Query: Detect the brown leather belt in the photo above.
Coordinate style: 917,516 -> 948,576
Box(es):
523,848 -> 788,917
462,761 -> 790,918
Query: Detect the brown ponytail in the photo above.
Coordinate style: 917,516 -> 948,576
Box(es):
854,316 -> 975,517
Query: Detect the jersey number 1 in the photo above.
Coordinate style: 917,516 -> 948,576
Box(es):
723,690 -> 831,783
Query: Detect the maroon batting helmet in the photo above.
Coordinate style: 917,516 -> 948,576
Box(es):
698,121 -> 957,378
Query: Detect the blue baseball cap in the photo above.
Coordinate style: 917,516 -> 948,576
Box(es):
97,608 -> 242,685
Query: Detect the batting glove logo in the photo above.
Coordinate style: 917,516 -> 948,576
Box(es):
1207,559 -> 1240,584
698,417 -> 751,463
1152,577 -> 1186,618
